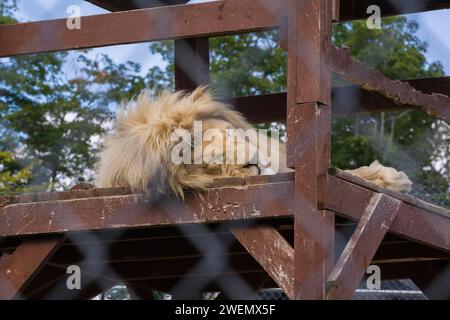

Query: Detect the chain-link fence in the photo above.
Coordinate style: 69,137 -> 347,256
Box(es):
1,0 -> 448,301
95,279 -> 428,300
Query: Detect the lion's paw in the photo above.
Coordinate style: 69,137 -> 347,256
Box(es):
345,160 -> 412,193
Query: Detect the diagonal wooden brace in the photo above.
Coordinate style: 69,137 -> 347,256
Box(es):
326,193 -> 401,300
0,236 -> 64,299
230,225 -> 294,299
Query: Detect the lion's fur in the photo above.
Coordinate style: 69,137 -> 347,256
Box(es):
345,160 -> 412,192
95,87 -> 412,199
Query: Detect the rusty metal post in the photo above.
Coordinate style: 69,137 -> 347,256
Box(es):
287,0 -> 334,299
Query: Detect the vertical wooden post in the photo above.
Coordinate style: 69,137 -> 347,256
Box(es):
287,0 -> 334,299
173,36 -> 210,299
174,37 -> 210,91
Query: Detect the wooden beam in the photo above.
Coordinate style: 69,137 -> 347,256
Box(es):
0,0 -> 285,58
87,0 -> 450,21
23,265 -> 119,300
411,261 -> 450,300
0,174 -> 293,237
0,236 -> 64,299
287,0 -> 334,300
325,175 -> 450,253
175,37 -> 210,91
330,169 -> 448,216
332,46 -> 450,123
86,0 -> 189,11
375,260 -> 450,283
1,173 -> 448,256
339,0 -> 450,21
326,193 -> 401,299
230,225 -> 294,299
331,0 -> 340,22
221,76 -> 450,123
48,255 -> 263,282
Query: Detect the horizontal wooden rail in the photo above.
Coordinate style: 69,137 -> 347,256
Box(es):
0,0 -> 285,57
326,174 -> 450,253
339,0 -> 450,21
0,173 -> 448,254
87,0 -> 190,11
332,47 -> 450,123
0,175 -> 293,236
227,77 -> 450,122
87,0 -> 450,21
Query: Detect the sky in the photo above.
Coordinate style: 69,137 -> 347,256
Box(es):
9,0 -> 450,75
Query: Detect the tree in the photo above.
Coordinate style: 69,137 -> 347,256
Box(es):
0,2 -> 154,192
0,151 -> 32,194
333,17 -> 448,205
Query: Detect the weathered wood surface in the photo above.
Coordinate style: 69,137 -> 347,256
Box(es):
287,0 -> 334,300
339,0 -> 450,21
0,236 -> 64,299
0,0 -> 286,58
230,225 -> 294,299
0,176 -> 293,236
330,168 -> 449,217
87,0 -> 189,11
326,175 -> 450,253
332,46 -> 450,123
87,0 -> 450,21
326,193 -> 401,299
222,77 -> 450,123
0,173 -> 448,253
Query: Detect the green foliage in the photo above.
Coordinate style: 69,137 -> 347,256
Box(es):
209,32 -> 286,96
333,17 -> 443,80
148,31 -> 287,96
0,151 -> 32,194
332,17 -> 448,205
1,4 -> 149,190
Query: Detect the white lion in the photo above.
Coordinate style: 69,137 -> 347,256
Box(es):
95,87 -> 412,199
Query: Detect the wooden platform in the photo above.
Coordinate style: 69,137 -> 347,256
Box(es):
1,173 -> 448,299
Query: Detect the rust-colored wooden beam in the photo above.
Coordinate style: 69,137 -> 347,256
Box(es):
326,193 -> 401,299
221,76 -> 450,123
175,37 -> 210,91
339,0 -> 450,21
1,174 -> 448,255
0,236 -> 64,299
49,255 -> 263,282
287,0 -> 334,300
332,46 -> 450,123
23,265 -> 118,300
331,0 -> 340,22
0,179 -> 293,237
86,0 -> 189,11
325,175 -> 450,253
0,0 -> 285,58
87,0 -> 450,21
230,225 -> 294,299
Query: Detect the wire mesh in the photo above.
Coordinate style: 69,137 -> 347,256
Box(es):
94,279 -> 428,300
0,0 -> 449,301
